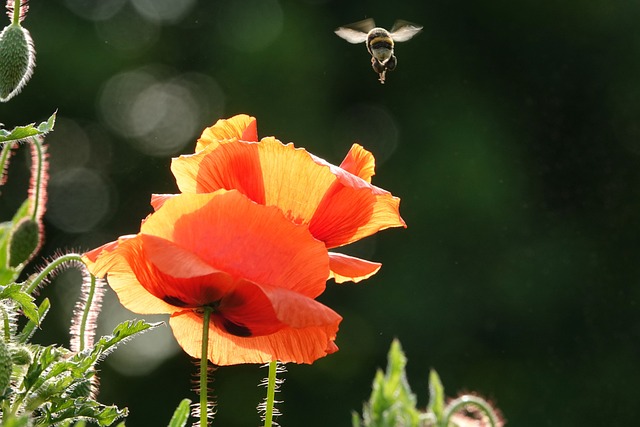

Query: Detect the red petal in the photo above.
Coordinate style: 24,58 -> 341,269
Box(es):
328,252 -> 381,283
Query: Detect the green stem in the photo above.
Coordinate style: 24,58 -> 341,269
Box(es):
12,0 -> 21,25
0,142 -> 13,183
200,307 -> 212,427
24,253 -> 82,295
263,360 -> 278,427
77,273 -> 97,352
29,137 -> 45,222
441,395 -> 501,427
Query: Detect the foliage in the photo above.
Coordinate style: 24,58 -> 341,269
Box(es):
0,118 -> 163,426
352,339 -> 504,427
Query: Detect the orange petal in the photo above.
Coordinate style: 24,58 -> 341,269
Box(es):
339,144 -> 376,183
328,252 -> 381,283
84,236 -> 181,315
173,137 -> 406,247
141,190 -> 329,298
309,181 -> 406,248
195,114 -> 258,152
169,292 -> 341,365
258,138 -> 338,224
172,140 -> 265,202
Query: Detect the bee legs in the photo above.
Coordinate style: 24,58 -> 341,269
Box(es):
370,55 -> 397,84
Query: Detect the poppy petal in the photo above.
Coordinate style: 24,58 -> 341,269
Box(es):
150,193 -> 176,211
83,236 -> 182,315
339,144 -> 376,183
328,252 -> 382,283
175,137 -> 405,247
195,114 -> 258,152
141,190 -> 329,298
309,181 -> 405,248
172,140 -> 265,202
169,289 -> 341,365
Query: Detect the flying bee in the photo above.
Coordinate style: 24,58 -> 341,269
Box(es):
335,18 -> 422,84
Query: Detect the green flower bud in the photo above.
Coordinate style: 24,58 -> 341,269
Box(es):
0,339 -> 13,396
0,23 -> 35,102
9,217 -> 40,267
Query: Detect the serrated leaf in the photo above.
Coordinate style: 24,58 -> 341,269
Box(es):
427,369 -> 445,422
167,398 -> 192,427
17,297 -> 50,342
39,396 -> 128,426
0,111 -> 56,143
0,283 -> 38,323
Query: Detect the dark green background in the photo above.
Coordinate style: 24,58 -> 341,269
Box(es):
2,1 -> 639,426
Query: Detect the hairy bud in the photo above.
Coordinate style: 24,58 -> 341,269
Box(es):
0,23 -> 35,102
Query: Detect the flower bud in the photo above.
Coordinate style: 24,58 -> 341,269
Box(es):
0,23 -> 35,102
9,217 -> 40,267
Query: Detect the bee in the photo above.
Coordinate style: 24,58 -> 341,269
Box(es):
335,18 -> 422,84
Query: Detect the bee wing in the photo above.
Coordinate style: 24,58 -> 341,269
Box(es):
334,18 -> 376,44
389,20 -> 423,42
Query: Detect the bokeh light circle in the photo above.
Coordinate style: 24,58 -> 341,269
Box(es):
333,104 -> 399,165
62,0 -> 127,21
216,0 -> 283,52
47,168 -> 111,233
131,0 -> 197,24
99,67 -> 225,156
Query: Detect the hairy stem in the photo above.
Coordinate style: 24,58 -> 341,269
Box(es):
29,137 -> 45,222
263,360 -> 278,427
24,252 -> 82,295
12,0 -> 21,25
200,307 -> 212,427
76,273 -> 97,352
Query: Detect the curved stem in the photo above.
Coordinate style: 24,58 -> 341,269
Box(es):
200,307 -> 212,427
263,360 -> 278,427
441,395 -> 501,427
24,252 -> 82,295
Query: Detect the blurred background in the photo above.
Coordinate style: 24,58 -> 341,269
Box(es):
1,0 -> 640,425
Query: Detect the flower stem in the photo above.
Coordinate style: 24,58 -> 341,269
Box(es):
12,0 -> 21,25
29,137 -> 45,222
263,360 -> 278,427
76,273 -> 97,352
0,142 -> 13,184
200,307 -> 212,427
24,252 -> 82,295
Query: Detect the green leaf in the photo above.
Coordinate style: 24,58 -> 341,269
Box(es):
427,369 -> 445,423
0,283 -> 39,324
356,339 -> 422,427
167,399 -> 192,427
38,396 -> 128,426
17,297 -> 50,343
0,111 -> 56,143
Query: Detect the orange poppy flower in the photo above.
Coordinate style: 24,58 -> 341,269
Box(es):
171,114 -> 406,284
83,190 -> 341,366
